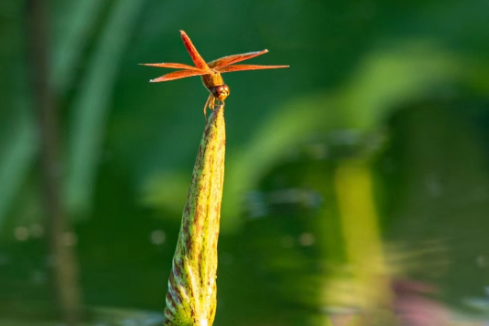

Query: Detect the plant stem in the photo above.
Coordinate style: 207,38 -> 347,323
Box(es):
26,0 -> 82,324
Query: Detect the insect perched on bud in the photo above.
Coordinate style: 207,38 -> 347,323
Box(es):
141,30 -> 289,116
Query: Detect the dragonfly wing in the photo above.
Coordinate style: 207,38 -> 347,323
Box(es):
150,69 -> 209,82
217,64 -> 289,73
208,50 -> 269,69
140,62 -> 207,71
180,30 -> 210,70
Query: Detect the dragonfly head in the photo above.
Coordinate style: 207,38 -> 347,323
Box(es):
211,84 -> 230,101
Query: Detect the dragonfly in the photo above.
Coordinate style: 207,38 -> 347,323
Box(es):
141,30 -> 289,115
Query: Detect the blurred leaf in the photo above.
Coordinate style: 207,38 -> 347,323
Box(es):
0,2 -> 37,229
66,0 -> 146,217
0,111 -> 36,227
340,42 -> 462,128
222,94 -> 339,231
51,0 -> 106,92
0,0 -> 106,227
221,42 -> 464,231
142,172 -> 192,216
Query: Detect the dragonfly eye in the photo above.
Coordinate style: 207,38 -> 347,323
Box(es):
212,85 -> 230,101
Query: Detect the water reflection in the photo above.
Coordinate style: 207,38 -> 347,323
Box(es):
0,308 -> 164,326
228,104 -> 489,325
2,104 -> 489,326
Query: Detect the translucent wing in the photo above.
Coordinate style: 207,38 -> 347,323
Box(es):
140,62 -> 207,71
150,69 -> 209,83
208,50 -> 269,69
217,64 -> 289,73
180,30 -> 210,70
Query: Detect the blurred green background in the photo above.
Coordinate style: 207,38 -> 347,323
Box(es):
1,0 -> 489,325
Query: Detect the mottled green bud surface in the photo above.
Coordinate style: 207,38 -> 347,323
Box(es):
164,104 -> 226,326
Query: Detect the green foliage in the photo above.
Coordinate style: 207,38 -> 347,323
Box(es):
66,0 -> 146,216
1,0 -> 489,325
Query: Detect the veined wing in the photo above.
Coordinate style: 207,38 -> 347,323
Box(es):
217,64 -> 289,73
140,62 -> 207,71
150,69 -> 209,83
180,30 -> 210,71
208,50 -> 269,69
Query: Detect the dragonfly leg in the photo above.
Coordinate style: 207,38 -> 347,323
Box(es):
203,94 -> 214,118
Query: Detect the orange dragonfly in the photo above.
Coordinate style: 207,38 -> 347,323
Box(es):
141,30 -> 289,115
